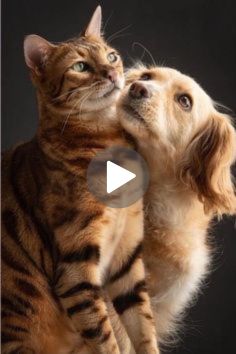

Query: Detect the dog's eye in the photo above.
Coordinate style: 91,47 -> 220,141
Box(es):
177,94 -> 192,110
140,73 -> 152,80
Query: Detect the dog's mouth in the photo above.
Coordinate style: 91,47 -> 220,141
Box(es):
122,104 -> 146,124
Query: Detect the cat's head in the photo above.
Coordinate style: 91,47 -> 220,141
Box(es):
24,6 -> 124,115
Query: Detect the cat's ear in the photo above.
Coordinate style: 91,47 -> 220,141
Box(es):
24,35 -> 54,72
84,5 -> 102,37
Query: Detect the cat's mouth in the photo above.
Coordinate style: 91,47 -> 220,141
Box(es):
88,80 -> 122,101
103,85 -> 119,98
91,84 -> 119,100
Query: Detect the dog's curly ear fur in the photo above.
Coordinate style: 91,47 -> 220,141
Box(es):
178,113 -> 236,215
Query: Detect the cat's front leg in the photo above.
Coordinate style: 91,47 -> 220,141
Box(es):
55,240 -> 120,354
106,203 -> 159,354
108,260 -> 159,354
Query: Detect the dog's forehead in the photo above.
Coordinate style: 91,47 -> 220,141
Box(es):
171,73 -> 197,92
125,66 -> 200,92
125,66 -> 168,81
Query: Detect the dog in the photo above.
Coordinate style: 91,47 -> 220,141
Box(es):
117,64 -> 236,348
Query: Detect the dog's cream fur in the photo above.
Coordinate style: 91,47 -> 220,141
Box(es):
118,65 -> 236,347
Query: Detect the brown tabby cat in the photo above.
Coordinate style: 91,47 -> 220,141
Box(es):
1,7 -> 158,354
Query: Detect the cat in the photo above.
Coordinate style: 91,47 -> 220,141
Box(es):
1,8 -> 158,354
117,64 -> 236,351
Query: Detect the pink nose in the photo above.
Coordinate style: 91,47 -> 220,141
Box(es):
129,82 -> 151,99
102,69 -> 118,83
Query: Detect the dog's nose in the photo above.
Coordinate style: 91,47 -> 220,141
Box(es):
129,82 -> 151,99
102,69 -> 118,83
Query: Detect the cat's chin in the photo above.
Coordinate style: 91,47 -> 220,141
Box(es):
84,87 -> 121,112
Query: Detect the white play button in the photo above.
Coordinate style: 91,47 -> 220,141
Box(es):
87,146 -> 149,208
106,161 -> 136,194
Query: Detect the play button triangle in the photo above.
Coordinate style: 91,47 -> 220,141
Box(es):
87,146 -> 149,208
106,161 -> 136,194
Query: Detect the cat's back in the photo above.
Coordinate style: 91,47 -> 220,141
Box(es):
1,139 -> 44,255
2,141 -> 33,208
2,145 -> 16,184
2,143 -> 24,206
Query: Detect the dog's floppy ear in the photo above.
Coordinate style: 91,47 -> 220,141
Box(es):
178,112 -> 236,215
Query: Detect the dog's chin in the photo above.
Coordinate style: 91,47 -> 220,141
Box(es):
122,103 -> 146,124
119,105 -> 149,140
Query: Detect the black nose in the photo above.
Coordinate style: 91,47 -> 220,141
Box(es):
129,82 -> 151,99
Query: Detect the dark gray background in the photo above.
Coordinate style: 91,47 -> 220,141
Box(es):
2,1 -> 236,353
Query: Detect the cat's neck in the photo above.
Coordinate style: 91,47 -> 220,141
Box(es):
38,97 -> 119,131
35,100 -> 126,165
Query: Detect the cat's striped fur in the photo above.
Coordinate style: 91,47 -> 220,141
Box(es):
1,7 -> 158,354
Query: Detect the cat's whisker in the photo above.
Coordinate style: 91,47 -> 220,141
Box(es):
53,87 -> 87,103
60,104 -> 77,134
103,10 -> 114,33
52,87 -> 82,102
132,42 -> 156,67
108,32 -> 132,43
66,80 -> 103,105
77,90 -> 94,118
66,84 -> 93,103
65,89 -> 81,103
61,79 -> 104,133
53,81 -> 102,103
107,24 -> 132,42
61,92 -> 88,134
61,88 -> 95,134
77,80 -> 103,93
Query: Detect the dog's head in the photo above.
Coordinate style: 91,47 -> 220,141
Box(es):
118,65 -> 236,215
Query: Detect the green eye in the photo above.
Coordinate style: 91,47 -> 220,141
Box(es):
72,61 -> 89,72
107,52 -> 118,63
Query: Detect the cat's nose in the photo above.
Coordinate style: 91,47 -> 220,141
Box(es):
102,69 -> 118,83
129,82 -> 151,99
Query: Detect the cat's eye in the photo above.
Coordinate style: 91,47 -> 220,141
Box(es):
140,73 -> 152,81
107,52 -> 118,63
177,94 -> 193,111
72,61 -> 90,72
